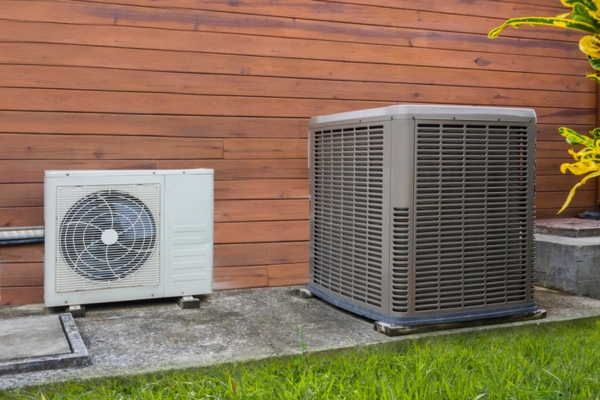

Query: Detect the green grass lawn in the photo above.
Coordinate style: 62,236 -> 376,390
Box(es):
3,317 -> 600,399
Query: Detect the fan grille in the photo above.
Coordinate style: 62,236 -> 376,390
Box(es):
55,185 -> 161,292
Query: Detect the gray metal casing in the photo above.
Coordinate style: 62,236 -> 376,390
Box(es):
308,105 -> 537,326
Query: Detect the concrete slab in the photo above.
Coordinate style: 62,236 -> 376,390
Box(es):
0,315 -> 70,361
535,233 -> 600,299
0,314 -> 90,376
536,218 -> 600,238
0,286 -> 598,390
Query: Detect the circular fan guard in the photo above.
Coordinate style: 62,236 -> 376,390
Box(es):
59,190 -> 157,281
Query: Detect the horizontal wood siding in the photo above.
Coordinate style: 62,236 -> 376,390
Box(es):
0,0 -> 593,305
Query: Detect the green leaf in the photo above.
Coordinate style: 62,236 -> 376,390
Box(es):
488,17 -> 597,38
572,3 -> 597,25
576,151 -> 600,161
587,54 -> 600,69
559,127 -> 596,147
567,1 -> 600,24
562,0 -> 599,13
590,127 -> 600,138
588,8 -> 600,23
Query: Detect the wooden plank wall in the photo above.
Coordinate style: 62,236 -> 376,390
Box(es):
0,0 -> 595,305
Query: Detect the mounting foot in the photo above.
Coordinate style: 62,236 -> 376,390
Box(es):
67,305 -> 86,318
295,288 -> 315,299
177,296 -> 200,309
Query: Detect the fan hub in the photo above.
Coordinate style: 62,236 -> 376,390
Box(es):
101,229 -> 119,245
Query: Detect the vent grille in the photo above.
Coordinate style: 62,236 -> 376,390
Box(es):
391,208 -> 410,313
55,184 -> 161,293
413,123 -> 530,313
312,125 -> 384,307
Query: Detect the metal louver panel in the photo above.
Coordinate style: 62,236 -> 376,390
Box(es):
391,208 -> 410,313
311,125 -> 385,308
55,184 -> 161,293
413,122 -> 531,313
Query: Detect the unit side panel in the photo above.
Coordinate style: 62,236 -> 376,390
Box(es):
164,173 -> 214,297
309,121 -> 390,316
410,119 -> 535,316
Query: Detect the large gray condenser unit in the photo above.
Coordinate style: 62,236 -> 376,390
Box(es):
308,105 -> 537,326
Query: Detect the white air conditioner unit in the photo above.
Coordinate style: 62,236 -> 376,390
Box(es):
44,169 -> 213,307
308,105 -> 537,326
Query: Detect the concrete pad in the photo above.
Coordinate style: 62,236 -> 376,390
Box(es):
0,314 -> 90,376
0,315 -> 70,361
537,218 -> 600,238
535,233 -> 600,299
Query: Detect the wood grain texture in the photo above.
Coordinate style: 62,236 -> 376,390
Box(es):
0,159 -> 308,183
215,200 -> 309,222
0,287 -> 43,306
537,175 -> 595,193
0,244 -> 44,264
0,2 -> 578,63
0,111 -> 308,138
0,207 -> 43,228
0,89 -> 591,124
0,133 -> 223,160
0,88 -> 386,118
326,0 -> 566,18
0,65 -> 594,108
0,20 -> 587,76
537,141 -> 581,159
224,139 -> 307,159
537,207 -> 587,219
213,266 -> 268,290
215,221 -> 309,244
0,263 -> 44,287
537,190 -> 596,211
214,179 -> 308,200
267,263 -> 309,287
32,0 -> 576,43
537,124 -> 594,142
214,242 -> 309,267
1,43 -> 590,93
0,183 -> 43,207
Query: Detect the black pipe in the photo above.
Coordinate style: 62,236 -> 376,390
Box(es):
0,237 -> 45,246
